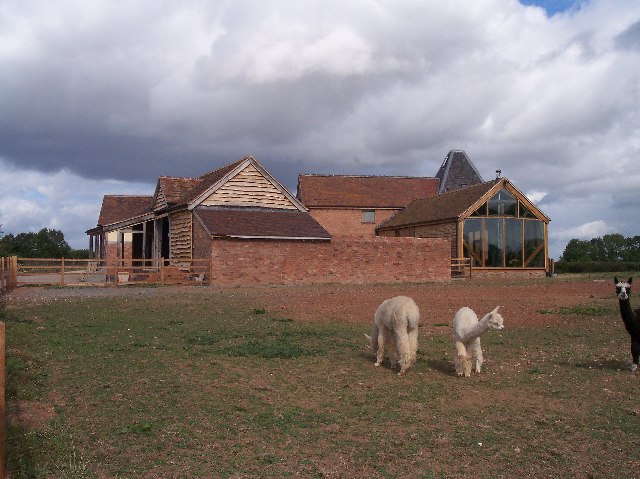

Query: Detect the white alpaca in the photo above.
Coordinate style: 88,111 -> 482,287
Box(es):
365,296 -> 420,376
452,306 -> 504,377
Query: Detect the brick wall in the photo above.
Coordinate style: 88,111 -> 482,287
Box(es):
209,236 -> 450,286
471,269 -> 547,279
192,217 -> 211,260
308,209 -> 399,237
379,222 -> 458,258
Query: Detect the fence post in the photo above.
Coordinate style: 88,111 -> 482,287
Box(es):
469,258 -> 473,279
9,257 -> 17,291
60,257 -> 65,286
0,321 -> 5,479
0,258 -> 4,293
160,258 -> 165,286
208,256 -> 213,286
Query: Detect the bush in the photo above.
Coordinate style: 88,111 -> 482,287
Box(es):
555,261 -> 640,274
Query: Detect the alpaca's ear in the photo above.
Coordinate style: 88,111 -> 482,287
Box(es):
491,306 -> 500,314
628,277 -> 633,285
614,276 -> 619,284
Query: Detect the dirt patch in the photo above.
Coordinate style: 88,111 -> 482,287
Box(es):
217,278 -> 613,328
10,400 -> 56,429
4,278 -> 614,328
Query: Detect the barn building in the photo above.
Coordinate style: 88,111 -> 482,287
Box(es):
87,150 -> 550,283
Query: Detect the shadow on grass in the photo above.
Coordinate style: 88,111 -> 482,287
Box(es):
425,358 -> 455,376
572,359 -> 629,371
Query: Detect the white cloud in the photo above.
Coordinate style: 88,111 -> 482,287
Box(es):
0,159 -> 153,249
553,220 -> 618,241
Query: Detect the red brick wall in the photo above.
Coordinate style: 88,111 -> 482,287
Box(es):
209,236 -> 450,286
472,269 -> 546,279
379,222 -> 458,258
192,218 -> 211,260
308,209 -> 399,237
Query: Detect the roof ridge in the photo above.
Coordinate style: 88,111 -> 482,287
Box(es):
299,173 -> 436,179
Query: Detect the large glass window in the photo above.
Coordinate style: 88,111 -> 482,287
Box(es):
524,220 -> 545,267
461,187 -> 546,268
486,218 -> 503,267
463,219 -> 483,267
505,219 -> 523,267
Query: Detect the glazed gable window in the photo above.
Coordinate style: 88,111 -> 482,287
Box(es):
462,188 -> 546,268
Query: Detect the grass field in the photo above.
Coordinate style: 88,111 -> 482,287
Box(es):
3,279 -> 640,478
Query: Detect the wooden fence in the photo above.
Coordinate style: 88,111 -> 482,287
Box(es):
0,257 -> 17,294
451,257 -> 472,279
14,258 -> 213,287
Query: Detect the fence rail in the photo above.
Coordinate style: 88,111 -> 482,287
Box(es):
15,257 -> 212,287
451,257 -> 472,279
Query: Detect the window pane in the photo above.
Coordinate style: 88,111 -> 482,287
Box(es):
519,202 -> 536,218
488,188 -> 517,216
470,203 -> 487,216
524,220 -> 545,267
486,218 -> 503,267
505,218 -> 523,268
362,211 -> 375,223
463,219 -> 483,266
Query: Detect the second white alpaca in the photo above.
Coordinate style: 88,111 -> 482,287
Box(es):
365,296 -> 420,376
452,306 -> 504,377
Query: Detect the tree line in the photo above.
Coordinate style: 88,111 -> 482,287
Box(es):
557,234 -> 640,273
561,234 -> 640,262
0,227 -> 89,259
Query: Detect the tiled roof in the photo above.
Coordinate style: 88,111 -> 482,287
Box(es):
157,158 -> 246,207
297,175 -> 439,208
194,207 -> 331,239
435,150 -> 484,194
377,179 -> 500,230
98,195 -> 154,226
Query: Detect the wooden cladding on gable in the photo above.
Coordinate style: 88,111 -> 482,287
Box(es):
201,164 -> 297,209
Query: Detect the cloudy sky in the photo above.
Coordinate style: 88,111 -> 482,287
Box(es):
1,0 -> 639,259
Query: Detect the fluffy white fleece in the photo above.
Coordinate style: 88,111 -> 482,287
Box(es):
365,296 -> 420,376
452,306 -> 504,377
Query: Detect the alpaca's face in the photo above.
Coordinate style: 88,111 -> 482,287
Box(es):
615,277 -> 632,301
487,313 -> 504,330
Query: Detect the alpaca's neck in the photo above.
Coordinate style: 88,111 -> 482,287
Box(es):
619,298 -> 633,320
618,298 -> 639,337
461,316 -> 491,342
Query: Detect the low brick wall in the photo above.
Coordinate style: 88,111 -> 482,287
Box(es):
471,269 -> 547,279
209,236 -> 451,286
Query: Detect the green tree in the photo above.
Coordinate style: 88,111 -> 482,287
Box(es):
625,236 -> 640,261
560,239 -> 591,262
561,234 -> 640,262
5,228 -> 72,258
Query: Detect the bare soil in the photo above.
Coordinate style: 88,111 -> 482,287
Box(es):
5,276 -> 612,328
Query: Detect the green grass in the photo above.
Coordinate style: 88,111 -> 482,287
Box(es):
4,287 -> 640,478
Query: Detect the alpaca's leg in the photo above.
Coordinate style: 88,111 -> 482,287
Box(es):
387,337 -> 398,369
408,327 -> 419,366
454,341 -> 470,377
472,337 -> 483,373
375,328 -> 387,367
631,340 -> 640,372
396,330 -> 411,375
